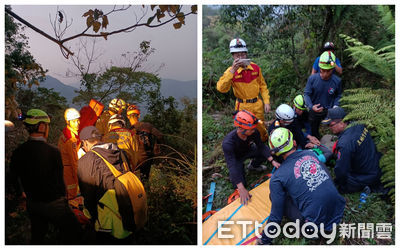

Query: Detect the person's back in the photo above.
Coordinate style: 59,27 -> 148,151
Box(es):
96,111 -> 112,136
10,109 -> 82,244
96,98 -> 127,136
78,142 -> 129,217
11,139 -> 66,202
335,124 -> 382,187
78,141 -> 136,243
133,122 -> 161,159
259,128 -> 344,245
106,128 -> 138,167
270,150 -> 345,228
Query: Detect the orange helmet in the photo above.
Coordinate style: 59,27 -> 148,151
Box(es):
234,110 -> 258,129
127,104 -> 140,116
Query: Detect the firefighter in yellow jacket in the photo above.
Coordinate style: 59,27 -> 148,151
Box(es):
95,98 -> 126,136
217,38 -> 271,142
103,114 -> 139,169
58,108 -> 81,200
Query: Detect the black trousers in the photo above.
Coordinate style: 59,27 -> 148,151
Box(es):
27,197 -> 82,244
309,109 -> 328,139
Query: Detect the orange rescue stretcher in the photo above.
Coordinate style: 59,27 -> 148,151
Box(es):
202,179 -> 272,245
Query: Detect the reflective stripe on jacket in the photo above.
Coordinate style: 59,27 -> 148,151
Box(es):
58,127 -> 80,200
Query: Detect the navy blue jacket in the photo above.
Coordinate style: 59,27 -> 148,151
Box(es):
295,110 -> 311,137
222,129 -> 270,186
267,150 -> 345,231
304,73 -> 342,110
268,119 -> 307,149
334,124 -> 382,187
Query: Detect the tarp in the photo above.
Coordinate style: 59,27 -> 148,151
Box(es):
202,179 -> 271,245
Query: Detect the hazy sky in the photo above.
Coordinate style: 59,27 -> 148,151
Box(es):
9,5 -> 197,87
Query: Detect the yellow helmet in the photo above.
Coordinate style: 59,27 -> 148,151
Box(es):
23,109 -> 50,125
109,98 -> 126,112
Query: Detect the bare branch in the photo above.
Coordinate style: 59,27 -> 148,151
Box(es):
5,7 -> 74,58
104,5 -> 131,16
5,6 -> 196,59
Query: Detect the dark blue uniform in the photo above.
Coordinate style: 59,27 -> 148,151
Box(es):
304,73 -> 342,139
334,124 -> 382,193
304,73 -> 342,110
295,110 -> 311,137
261,150 -> 345,244
222,129 -> 271,187
268,119 -> 307,149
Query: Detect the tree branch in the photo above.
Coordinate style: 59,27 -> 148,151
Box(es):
6,6 -> 196,59
60,11 -> 195,44
5,8 -> 74,58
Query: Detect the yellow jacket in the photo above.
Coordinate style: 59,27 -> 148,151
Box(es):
103,128 -> 139,169
216,63 -> 270,120
58,127 -> 80,200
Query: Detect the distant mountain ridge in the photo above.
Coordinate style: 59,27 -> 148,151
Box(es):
34,75 -> 197,108
160,78 -> 197,101
32,75 -> 79,106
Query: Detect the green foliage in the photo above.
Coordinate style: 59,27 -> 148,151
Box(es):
16,87 -> 68,144
131,166 -> 196,244
340,88 -> 395,203
73,41 -> 161,107
202,106 -> 394,245
202,5 -> 392,111
340,34 -> 394,87
5,5 -> 47,119
339,6 -> 395,203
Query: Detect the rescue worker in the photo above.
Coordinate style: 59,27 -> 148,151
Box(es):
126,104 -> 163,179
217,38 -> 271,142
268,104 -> 312,150
103,114 -> 139,170
222,110 -> 280,206
311,41 -> 343,75
257,127 -> 345,245
96,98 -> 126,136
293,95 -> 320,146
10,109 -> 82,244
58,108 -> 81,201
322,107 -> 382,193
77,126 -> 135,244
304,51 -> 342,139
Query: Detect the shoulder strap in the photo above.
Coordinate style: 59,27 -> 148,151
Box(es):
119,151 -> 130,172
91,150 -> 122,178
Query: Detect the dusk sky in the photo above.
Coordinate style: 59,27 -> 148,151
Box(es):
9,5 -> 197,87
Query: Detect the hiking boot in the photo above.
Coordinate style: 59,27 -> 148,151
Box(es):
247,163 -> 267,172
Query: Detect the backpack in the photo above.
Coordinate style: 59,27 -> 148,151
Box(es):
91,150 -> 148,235
137,130 -> 157,156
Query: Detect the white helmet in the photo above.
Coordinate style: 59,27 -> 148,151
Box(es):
108,114 -> 126,127
229,38 -> 248,53
275,104 -> 295,123
64,108 -> 80,121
